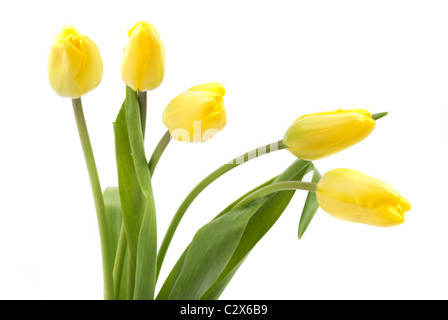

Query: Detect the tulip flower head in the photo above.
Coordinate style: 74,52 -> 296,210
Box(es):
121,21 -> 165,91
316,168 -> 411,227
283,109 -> 376,161
162,83 -> 226,143
48,25 -> 103,99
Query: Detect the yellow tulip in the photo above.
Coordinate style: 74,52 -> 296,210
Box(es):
316,168 -> 411,227
162,83 -> 226,142
283,109 -> 376,161
121,21 -> 165,91
48,25 -> 103,99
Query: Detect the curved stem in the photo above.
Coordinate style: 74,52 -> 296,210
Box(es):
113,225 -> 127,298
127,254 -> 135,299
213,176 -> 278,221
149,130 -> 171,176
233,181 -> 317,210
72,98 -> 115,300
156,140 -> 286,278
137,90 -> 147,140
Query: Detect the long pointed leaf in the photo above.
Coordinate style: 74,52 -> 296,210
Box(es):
113,89 -> 157,300
117,250 -> 129,300
157,159 -> 311,300
103,187 -> 123,262
113,105 -> 145,270
201,159 -> 312,300
298,165 -> 321,239
124,87 -> 157,300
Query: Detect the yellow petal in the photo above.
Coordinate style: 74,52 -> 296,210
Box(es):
316,168 -> 410,227
120,21 -> 165,91
398,197 -> 411,212
188,82 -> 226,96
283,109 -> 375,160
48,25 -> 102,98
162,87 -> 226,143
76,37 -> 103,96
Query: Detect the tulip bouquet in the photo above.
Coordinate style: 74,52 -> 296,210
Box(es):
48,21 -> 411,300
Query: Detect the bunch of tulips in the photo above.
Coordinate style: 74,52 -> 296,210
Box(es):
48,21 -> 411,300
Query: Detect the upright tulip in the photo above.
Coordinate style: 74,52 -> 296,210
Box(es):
162,82 -> 226,143
48,25 -> 103,98
121,21 -> 165,91
316,168 -> 411,227
283,109 -> 376,161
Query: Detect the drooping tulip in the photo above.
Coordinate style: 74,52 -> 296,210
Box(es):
316,168 -> 411,227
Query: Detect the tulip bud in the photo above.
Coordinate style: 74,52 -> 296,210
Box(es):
316,168 -> 411,227
162,83 -> 226,143
48,25 -> 103,99
283,109 -> 376,161
120,21 -> 165,91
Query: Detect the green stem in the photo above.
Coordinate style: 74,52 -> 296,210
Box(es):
372,112 -> 388,120
72,98 -> 115,300
213,176 -> 278,221
127,254 -> 135,299
137,90 -> 147,140
113,225 -> 127,298
149,130 -> 171,176
233,181 -> 317,209
156,140 -> 286,278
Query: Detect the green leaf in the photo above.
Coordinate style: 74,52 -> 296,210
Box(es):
202,159 -> 312,300
213,176 -> 278,221
103,187 -> 123,263
156,178 -> 278,299
117,250 -> 129,300
113,104 -> 145,271
298,164 -> 321,239
112,88 -> 157,300
124,87 -> 154,199
166,207 -> 257,299
134,199 -> 157,300
125,87 -> 157,300
157,159 -> 311,300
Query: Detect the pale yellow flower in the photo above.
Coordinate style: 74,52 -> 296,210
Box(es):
316,168 -> 411,227
162,83 -> 226,143
48,25 -> 103,98
121,21 -> 165,91
283,109 -> 376,160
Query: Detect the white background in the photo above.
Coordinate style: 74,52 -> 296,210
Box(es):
0,0 -> 447,300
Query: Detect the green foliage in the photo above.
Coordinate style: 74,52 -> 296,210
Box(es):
112,88 -> 157,300
103,187 -> 123,262
157,159 -> 312,300
298,164 -> 321,239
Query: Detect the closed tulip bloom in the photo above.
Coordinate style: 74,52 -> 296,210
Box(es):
121,21 -> 165,91
283,109 -> 376,161
163,83 -> 226,142
316,168 -> 411,227
48,25 -> 103,98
